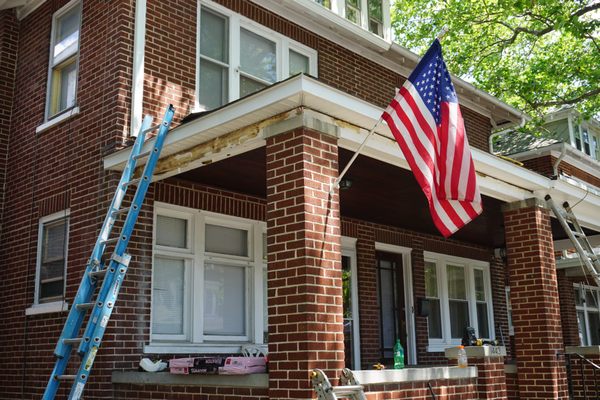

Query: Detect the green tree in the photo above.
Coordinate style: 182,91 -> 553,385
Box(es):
392,0 -> 600,120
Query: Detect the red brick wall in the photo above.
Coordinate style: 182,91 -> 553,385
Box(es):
363,378 -> 477,399
522,154 -> 600,188
113,383 -> 269,399
266,127 -> 344,399
558,271 -> 580,347
140,0 -> 492,151
503,200 -> 568,399
0,9 -> 18,225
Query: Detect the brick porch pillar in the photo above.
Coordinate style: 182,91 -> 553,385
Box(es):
502,198 -> 568,399
446,346 -> 508,399
266,127 -> 344,399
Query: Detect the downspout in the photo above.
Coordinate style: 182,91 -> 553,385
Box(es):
552,142 -> 567,179
130,0 -> 147,136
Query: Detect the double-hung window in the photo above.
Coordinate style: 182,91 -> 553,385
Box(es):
313,0 -> 387,37
575,284 -> 600,346
197,1 -> 318,111
151,204 -> 266,352
46,0 -> 81,119
36,210 -> 69,305
424,252 -> 494,351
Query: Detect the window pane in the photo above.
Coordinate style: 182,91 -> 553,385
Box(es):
379,266 -> 395,358
424,261 -> 437,297
342,256 -> 352,319
240,28 -> 276,83
474,269 -> 485,301
204,263 -> 246,336
586,290 -> 598,308
41,260 -> 64,281
152,257 -> 185,335
54,5 -> 80,60
367,0 -> 382,21
199,59 -> 228,110
477,303 -> 489,338
447,265 -> 466,300
205,224 -> 248,256
428,298 -> 442,338
43,220 -> 66,262
449,300 -> 469,338
289,50 -> 309,76
156,215 -> 187,248
314,0 -> 331,9
240,76 -> 267,97
40,279 -> 64,301
575,287 -> 584,306
589,312 -> 600,345
577,310 -> 588,345
59,61 -> 77,111
345,6 -> 359,23
200,9 -> 228,62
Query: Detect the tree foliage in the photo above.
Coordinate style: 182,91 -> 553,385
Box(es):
392,0 -> 600,120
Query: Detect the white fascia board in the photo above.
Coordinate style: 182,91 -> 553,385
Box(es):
555,235 -> 600,251
13,0 -> 44,19
104,74 -> 544,204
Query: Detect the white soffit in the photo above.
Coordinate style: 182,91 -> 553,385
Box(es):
0,0 -> 45,19
104,74 -> 600,230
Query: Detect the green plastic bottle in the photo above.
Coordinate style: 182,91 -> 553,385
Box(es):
393,339 -> 405,369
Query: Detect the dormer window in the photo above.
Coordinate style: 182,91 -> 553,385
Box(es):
313,0 -> 388,38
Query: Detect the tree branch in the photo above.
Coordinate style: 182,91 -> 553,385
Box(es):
531,88 -> 600,108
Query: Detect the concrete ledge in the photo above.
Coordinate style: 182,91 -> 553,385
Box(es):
565,346 -> 600,356
111,371 -> 268,388
501,197 -> 547,212
445,346 -> 506,359
353,366 -> 477,385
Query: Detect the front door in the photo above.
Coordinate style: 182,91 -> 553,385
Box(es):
377,251 -> 407,365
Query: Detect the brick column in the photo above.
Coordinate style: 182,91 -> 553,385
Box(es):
266,127 -> 344,399
502,198 -> 568,399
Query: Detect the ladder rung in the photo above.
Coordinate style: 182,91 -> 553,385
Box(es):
122,178 -> 141,187
141,124 -> 160,136
76,302 -> 95,311
62,338 -> 82,346
100,237 -> 119,245
112,207 -> 130,216
89,269 -> 107,279
333,385 -> 364,395
56,375 -> 76,381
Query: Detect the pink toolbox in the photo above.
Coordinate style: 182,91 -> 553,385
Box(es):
218,356 -> 267,375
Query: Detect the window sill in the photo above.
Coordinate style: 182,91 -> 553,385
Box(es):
25,301 -> 69,316
112,371 -> 268,388
352,366 -> 476,385
36,107 -> 80,134
144,343 -> 265,355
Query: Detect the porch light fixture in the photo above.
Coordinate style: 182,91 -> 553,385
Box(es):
339,177 -> 353,190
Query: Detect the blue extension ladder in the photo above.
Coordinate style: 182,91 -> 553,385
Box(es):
42,105 -> 175,400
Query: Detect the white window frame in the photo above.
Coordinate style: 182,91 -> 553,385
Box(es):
149,203 -> 267,353
505,286 -> 514,336
342,237 -> 361,370
424,251 -> 494,352
574,283 -> 600,346
316,0 -> 391,39
45,0 -> 81,121
196,0 -> 318,112
34,209 -> 70,306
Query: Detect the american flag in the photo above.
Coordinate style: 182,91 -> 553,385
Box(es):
382,39 -> 482,237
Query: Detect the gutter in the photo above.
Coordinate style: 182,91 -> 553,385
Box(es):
552,143 -> 567,178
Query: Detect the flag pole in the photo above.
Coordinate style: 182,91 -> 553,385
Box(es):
436,26 -> 449,41
329,116 -> 384,195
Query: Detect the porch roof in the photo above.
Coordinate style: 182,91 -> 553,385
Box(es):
103,74 -> 600,233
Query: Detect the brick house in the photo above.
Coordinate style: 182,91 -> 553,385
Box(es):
0,0 -> 598,399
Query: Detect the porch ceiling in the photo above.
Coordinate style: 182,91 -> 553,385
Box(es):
177,147 -> 507,248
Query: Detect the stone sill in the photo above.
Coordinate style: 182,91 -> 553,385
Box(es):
445,346 -> 506,359
112,371 -> 268,388
565,346 -> 600,356
353,366 -> 477,385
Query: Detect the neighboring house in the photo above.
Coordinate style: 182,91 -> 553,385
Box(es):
0,1 -> 598,399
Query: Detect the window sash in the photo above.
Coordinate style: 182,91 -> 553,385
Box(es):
574,284 -> 600,346
36,211 -> 69,305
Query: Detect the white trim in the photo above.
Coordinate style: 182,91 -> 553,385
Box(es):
25,300 -> 69,316
374,242 -> 416,364
35,106 -> 80,134
13,0 -> 45,20
342,238 -> 361,369
34,209 -> 70,306
130,0 -> 146,136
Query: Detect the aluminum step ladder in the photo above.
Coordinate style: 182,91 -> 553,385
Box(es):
42,105 -> 175,400
311,369 -> 366,400
546,194 -> 600,288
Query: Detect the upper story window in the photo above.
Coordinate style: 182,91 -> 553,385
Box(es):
314,0 -> 386,37
46,0 -> 81,120
151,204 -> 266,351
197,1 -> 318,111
575,284 -> 600,346
36,210 -> 69,305
424,252 -> 494,351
